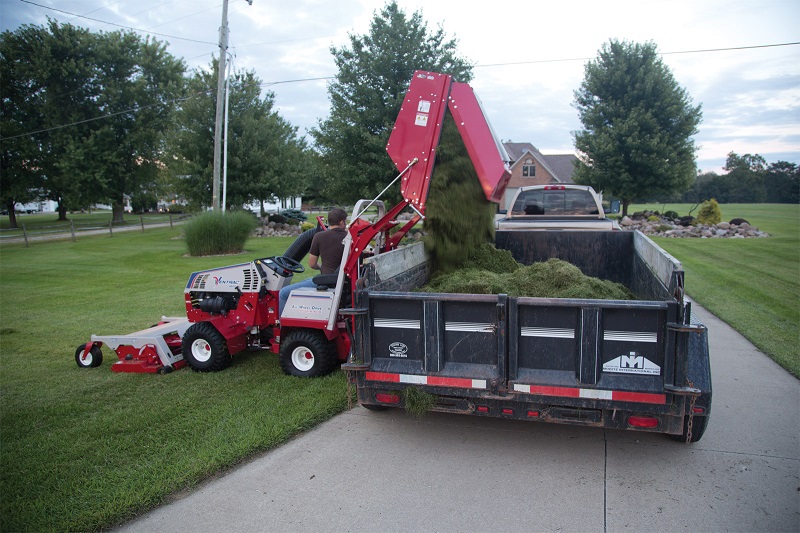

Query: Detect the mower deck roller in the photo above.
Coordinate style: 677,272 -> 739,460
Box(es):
77,317 -> 190,373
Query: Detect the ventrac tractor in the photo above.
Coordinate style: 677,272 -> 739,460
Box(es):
75,70 -> 511,378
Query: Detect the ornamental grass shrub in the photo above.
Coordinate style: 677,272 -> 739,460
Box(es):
696,198 -> 722,225
184,210 -> 257,256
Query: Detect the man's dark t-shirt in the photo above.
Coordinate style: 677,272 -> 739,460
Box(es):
309,227 -> 347,274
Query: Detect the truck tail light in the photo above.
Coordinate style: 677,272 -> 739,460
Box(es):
627,416 -> 659,428
375,393 -> 400,404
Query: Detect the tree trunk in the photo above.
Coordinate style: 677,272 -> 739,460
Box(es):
57,199 -> 68,221
622,199 -> 631,217
6,200 -> 18,229
112,202 -> 125,223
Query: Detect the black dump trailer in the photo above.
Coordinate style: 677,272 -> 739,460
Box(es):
344,230 -> 712,443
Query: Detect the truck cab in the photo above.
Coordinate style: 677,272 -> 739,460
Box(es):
496,184 -> 621,231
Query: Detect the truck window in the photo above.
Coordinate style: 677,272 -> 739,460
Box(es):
511,189 -> 599,216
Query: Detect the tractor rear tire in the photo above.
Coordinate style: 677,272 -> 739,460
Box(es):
75,345 -> 103,368
279,329 -> 337,377
181,322 -> 232,372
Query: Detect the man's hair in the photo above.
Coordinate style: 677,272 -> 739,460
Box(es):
328,207 -> 347,226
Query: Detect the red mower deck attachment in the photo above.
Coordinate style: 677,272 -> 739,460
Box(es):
75,317 -> 190,374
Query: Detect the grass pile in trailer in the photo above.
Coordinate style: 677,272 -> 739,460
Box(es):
420,243 -> 633,300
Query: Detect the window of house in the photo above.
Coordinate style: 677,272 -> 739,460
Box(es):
522,159 -> 535,177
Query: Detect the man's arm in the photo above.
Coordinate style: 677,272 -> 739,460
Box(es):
308,253 -> 321,270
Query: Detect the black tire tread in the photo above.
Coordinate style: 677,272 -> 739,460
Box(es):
279,329 -> 337,377
181,322 -> 232,372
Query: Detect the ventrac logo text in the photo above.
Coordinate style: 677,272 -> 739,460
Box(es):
212,276 -> 239,287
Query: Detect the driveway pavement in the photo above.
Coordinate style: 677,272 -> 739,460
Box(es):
116,301 -> 799,532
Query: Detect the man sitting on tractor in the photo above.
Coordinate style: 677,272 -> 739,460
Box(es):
278,207 -> 348,315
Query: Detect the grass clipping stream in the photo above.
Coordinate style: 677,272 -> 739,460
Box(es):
422,241 -> 633,300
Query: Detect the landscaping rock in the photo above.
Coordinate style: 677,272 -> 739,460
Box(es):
619,213 -> 768,238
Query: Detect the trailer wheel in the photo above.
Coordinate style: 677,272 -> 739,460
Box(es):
279,330 -> 337,377
671,414 -> 709,443
75,345 -> 103,368
181,322 -> 231,372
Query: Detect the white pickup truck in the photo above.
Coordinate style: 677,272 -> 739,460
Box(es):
496,184 -> 621,231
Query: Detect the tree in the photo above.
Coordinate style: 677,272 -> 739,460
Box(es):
311,0 -> 472,205
1,21 -> 99,226
0,21 -> 185,223
765,161 -> 799,203
718,151 -> 767,203
167,61 -> 309,212
573,39 -> 702,216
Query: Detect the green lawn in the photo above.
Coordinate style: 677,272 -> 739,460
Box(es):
630,203 -> 800,377
1,204 -> 797,531
0,228 -> 346,532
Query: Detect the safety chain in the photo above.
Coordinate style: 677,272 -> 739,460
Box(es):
685,379 -> 696,444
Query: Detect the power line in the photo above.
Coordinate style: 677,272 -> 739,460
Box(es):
19,0 -> 217,45
3,39 -> 797,141
476,41 -> 800,69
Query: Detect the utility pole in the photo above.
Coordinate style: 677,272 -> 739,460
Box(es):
211,0 -> 229,211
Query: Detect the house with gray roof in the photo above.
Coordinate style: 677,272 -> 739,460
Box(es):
501,142 -> 578,210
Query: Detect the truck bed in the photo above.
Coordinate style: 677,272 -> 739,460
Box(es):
347,231 -> 711,441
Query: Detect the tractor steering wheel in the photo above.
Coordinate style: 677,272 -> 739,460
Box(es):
272,255 -> 304,274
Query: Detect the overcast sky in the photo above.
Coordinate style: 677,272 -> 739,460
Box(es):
3,0 -> 799,173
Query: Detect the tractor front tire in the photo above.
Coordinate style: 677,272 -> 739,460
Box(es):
75,345 -> 103,368
279,330 -> 337,377
181,322 -> 231,372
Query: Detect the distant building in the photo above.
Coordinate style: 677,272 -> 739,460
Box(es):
501,142 -> 577,211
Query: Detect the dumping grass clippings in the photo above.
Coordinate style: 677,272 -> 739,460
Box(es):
423,113 -> 497,273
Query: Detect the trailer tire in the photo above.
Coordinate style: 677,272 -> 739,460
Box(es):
181,322 -> 231,372
279,330 -> 337,377
671,414 -> 709,443
75,345 -> 103,368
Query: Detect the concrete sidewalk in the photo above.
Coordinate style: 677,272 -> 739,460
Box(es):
116,302 -> 800,532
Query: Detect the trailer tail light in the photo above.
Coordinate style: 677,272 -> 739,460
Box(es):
527,410 -> 540,418
627,416 -> 659,428
375,393 -> 400,404
476,405 -> 489,413
692,406 -> 705,414
501,408 -> 514,415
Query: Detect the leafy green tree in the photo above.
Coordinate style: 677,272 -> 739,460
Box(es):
765,161 -> 799,203
90,30 -> 185,222
717,151 -> 767,203
1,21 -> 99,225
573,39 -> 702,216
311,0 -> 472,205
167,61 -> 308,213
0,21 -> 185,223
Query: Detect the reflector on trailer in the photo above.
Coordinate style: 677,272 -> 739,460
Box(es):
477,405 -> 489,413
527,410 -> 540,418
375,393 -> 401,404
501,408 -> 514,415
627,416 -> 660,428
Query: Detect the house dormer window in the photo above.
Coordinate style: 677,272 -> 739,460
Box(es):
522,158 -> 536,177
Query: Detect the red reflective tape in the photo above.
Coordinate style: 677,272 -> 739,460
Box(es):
529,385 -> 581,398
612,391 -> 667,404
427,376 -> 473,388
365,371 -> 400,383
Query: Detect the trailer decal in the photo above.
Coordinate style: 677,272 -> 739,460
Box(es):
513,384 -> 666,404
445,322 -> 495,333
521,327 -> 575,339
602,352 -> 661,375
374,318 -> 421,329
603,330 -> 657,343
366,371 -> 487,390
